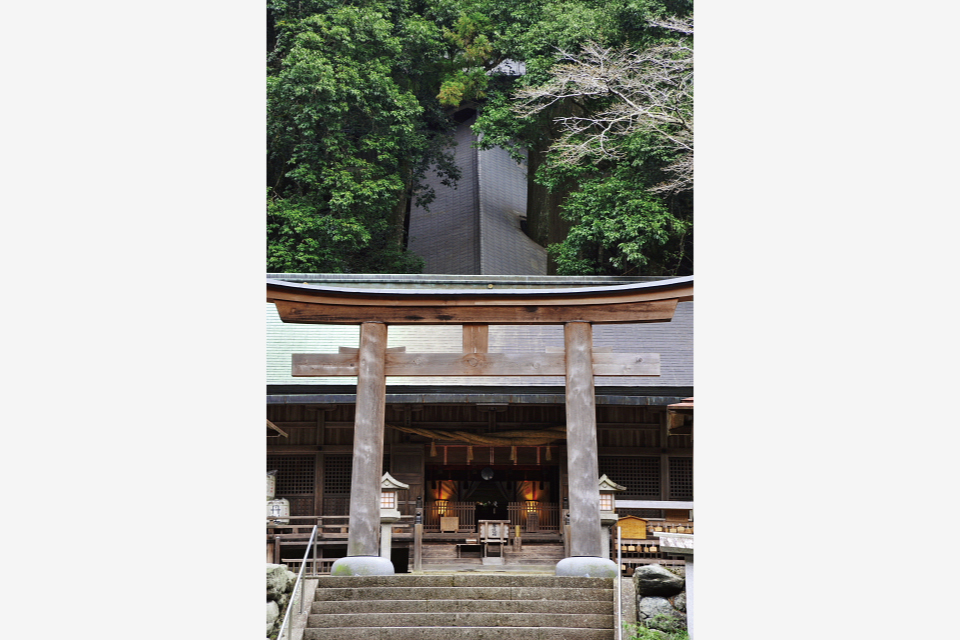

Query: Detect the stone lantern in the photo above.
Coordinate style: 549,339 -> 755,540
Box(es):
380,472 -> 409,560
598,474 -> 626,559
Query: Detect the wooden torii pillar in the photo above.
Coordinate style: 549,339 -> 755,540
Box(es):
267,276 -> 693,576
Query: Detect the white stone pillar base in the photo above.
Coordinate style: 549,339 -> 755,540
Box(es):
330,555 -> 395,576
555,556 -> 618,578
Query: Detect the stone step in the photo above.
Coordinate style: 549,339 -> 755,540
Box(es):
303,627 -> 615,640
502,556 -> 563,563
315,586 -> 612,602
311,598 -> 613,615
307,612 -> 614,628
306,574 -> 616,639
419,567 -> 556,574
314,574 -> 611,589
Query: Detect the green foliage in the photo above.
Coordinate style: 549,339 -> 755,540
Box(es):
539,131 -> 690,276
266,0 -> 694,275
624,619 -> 689,640
267,1 -> 460,273
472,0 -> 694,276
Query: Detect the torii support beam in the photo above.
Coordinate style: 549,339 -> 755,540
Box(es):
330,322 -> 395,576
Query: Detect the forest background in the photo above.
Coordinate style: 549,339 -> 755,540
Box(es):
267,0 -> 693,276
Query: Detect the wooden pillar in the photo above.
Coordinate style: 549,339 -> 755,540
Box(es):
564,321 -> 603,558
346,322 -> 388,557
413,523 -> 423,572
660,410 -> 671,505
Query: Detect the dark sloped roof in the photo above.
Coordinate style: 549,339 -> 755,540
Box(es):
407,116 -> 546,275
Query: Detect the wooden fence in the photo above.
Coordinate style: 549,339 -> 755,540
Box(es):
422,502 -> 476,532
506,502 -> 561,533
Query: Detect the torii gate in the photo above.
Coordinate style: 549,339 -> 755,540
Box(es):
267,276 -> 693,577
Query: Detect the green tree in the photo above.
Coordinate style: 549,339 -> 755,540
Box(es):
474,4 -> 693,276
267,1 -> 459,273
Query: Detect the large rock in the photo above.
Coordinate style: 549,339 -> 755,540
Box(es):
634,564 -> 685,597
267,564 -> 291,600
638,597 -> 687,632
267,600 -> 280,637
637,596 -> 676,621
672,591 -> 686,612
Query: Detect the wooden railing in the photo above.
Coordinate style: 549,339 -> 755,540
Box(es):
279,557 -> 336,575
422,502 -> 476,532
507,502 -> 561,533
419,502 -> 562,533
266,515 -> 387,537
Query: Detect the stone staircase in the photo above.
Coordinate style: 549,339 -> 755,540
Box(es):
305,574 -> 616,639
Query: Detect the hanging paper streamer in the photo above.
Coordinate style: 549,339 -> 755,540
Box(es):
545,447 -> 552,461
430,441 -> 437,457
510,446 -> 517,462
466,446 -> 474,463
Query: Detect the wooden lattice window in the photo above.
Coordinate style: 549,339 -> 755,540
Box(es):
323,454 -> 352,494
669,457 -> 693,501
599,456 -> 661,499
266,454 -> 315,495
321,454 -> 392,516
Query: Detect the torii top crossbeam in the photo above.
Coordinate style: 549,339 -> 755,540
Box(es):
266,275 -> 693,325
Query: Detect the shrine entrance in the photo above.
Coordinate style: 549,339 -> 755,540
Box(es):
267,275 -> 693,577
423,462 -> 562,533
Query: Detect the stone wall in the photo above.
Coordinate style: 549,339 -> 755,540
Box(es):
633,564 -> 687,634
266,563 -> 297,638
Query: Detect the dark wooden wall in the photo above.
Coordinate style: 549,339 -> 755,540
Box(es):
267,402 -> 692,516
